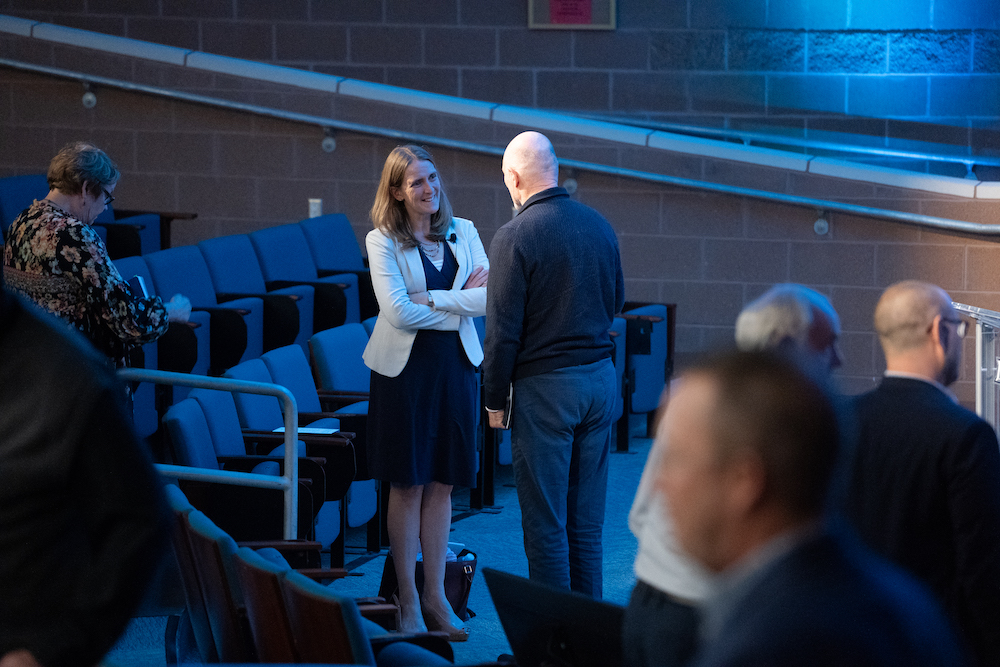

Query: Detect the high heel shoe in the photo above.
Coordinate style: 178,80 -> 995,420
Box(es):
423,609 -> 470,642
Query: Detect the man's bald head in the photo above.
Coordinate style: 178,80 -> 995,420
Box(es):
502,131 -> 559,207
875,281 -> 953,354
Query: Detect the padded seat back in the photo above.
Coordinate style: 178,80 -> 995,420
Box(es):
144,246 -> 220,307
164,399 -> 221,470
250,224 -> 321,283
0,174 -> 47,231
261,345 -> 323,414
188,388 -> 249,458
113,254 -> 159,439
309,324 -> 371,393
198,234 -> 268,294
94,206 -> 160,257
299,214 -> 366,272
223,359 -> 286,431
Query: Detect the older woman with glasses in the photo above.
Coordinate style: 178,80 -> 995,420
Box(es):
2,142 -> 190,367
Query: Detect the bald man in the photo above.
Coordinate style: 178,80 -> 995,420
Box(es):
844,280 -> 1000,666
483,131 -> 625,597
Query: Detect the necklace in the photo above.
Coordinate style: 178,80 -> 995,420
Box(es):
419,239 -> 442,258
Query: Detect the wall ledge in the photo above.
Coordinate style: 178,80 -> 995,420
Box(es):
0,13 -> 989,201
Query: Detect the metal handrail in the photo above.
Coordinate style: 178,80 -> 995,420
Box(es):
579,113 -> 1000,177
2,57 -> 999,236
117,367 -> 300,539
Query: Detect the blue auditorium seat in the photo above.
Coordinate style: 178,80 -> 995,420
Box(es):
299,214 -> 377,320
249,223 -> 361,328
222,356 -> 362,562
163,397 -> 322,543
261,344 -> 380,555
198,234 -> 315,353
144,245 -> 264,374
115,254 -> 210,406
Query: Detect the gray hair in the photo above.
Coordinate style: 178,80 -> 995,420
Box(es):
47,141 -> 120,197
735,284 -> 833,352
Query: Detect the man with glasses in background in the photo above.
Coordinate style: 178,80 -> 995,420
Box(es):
844,280 -> 1000,667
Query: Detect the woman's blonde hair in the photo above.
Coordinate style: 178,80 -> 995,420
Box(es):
370,145 -> 453,247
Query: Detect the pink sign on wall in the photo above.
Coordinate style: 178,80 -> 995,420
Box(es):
550,0 -> 592,25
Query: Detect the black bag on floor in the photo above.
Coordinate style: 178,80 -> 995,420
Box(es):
378,548 -> 477,621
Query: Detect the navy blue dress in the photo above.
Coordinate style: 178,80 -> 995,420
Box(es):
367,243 -> 478,487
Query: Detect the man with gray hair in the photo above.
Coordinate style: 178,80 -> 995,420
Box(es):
734,283 -> 842,373
624,283 -> 842,667
845,280 -> 1000,666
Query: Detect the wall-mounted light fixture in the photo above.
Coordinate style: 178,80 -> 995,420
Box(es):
321,128 -> 337,153
813,210 -> 829,236
562,168 -> 578,195
81,82 -> 96,109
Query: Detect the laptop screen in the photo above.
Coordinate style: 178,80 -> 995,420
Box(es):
484,567 -> 625,667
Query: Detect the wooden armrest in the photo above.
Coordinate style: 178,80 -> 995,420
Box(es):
243,430 -> 353,448
237,539 -> 322,569
616,312 -> 664,323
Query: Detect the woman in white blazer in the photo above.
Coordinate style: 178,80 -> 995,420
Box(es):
364,145 -> 487,640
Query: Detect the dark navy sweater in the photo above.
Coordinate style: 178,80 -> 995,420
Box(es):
483,187 -> 625,409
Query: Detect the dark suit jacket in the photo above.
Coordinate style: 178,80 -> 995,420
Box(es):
688,531 -> 967,667
845,377 -> 1000,666
0,293 -> 170,667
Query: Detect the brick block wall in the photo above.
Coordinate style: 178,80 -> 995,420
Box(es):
3,21 -> 1000,404
3,0 -> 1000,167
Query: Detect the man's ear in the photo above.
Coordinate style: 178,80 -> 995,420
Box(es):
725,452 -> 767,516
930,314 -> 946,348
506,167 -> 520,189
929,313 -> 950,367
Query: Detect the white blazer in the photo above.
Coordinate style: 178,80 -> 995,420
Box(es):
363,216 -> 488,377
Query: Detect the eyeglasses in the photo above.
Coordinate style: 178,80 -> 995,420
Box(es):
942,317 -> 968,338
102,188 -> 115,206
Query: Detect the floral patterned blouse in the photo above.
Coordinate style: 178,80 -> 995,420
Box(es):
2,199 -> 169,364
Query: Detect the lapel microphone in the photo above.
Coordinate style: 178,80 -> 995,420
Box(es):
449,233 -> 457,243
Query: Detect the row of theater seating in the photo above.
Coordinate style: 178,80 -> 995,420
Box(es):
119,214 -> 374,443
0,168 -> 674,556
166,483 -> 466,665
0,171 -> 673,455
165,331 -> 379,568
